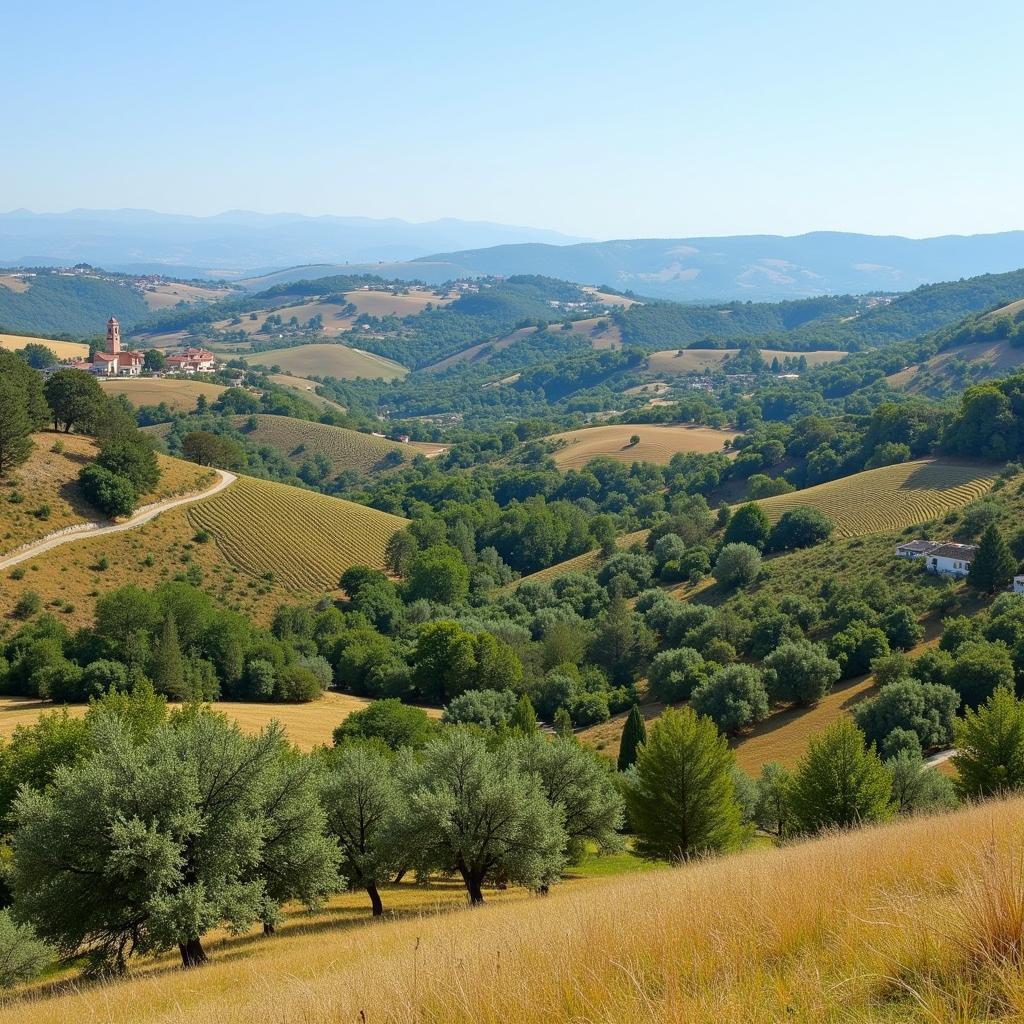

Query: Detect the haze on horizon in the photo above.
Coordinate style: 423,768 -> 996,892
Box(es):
6,0 -> 1023,242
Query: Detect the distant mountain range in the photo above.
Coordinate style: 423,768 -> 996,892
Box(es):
0,209 -> 587,277
4,211 -> 1024,302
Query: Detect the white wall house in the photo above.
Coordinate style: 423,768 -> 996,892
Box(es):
925,543 -> 978,578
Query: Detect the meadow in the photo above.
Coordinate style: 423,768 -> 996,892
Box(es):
0,333 -> 89,360
546,423 -> 737,469
187,475 -> 407,590
645,347 -> 848,374
237,415 -> 445,476
756,457 -> 998,538
7,796 -> 1024,1023
99,377 -> 227,412
246,343 -> 408,380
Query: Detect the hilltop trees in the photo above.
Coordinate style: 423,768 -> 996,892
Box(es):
622,707 -> 748,861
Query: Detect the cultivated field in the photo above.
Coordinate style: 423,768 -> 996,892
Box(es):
9,796 -> 1024,1024
756,457 -> 999,538
99,377 -> 227,411
646,347 -> 848,374
266,374 -> 347,411
0,433 -> 214,556
546,423 -> 737,469
247,343 -> 407,380
236,415 -> 445,476
0,333 -> 89,359
188,475 -> 407,590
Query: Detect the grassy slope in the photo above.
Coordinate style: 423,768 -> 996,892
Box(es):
0,333 -> 89,359
546,423 -> 737,469
265,374 -> 347,412
236,414 -> 444,476
9,797 -> 1024,1023
99,377 -> 227,412
246,342 -> 407,380
0,433 -> 214,557
887,336 -> 1024,392
645,347 -> 848,374
187,475 -> 407,590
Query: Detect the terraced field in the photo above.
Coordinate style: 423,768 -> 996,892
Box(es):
100,377 -> 227,411
236,415 -> 445,475
645,348 -> 847,375
247,343 -> 407,380
188,476 -> 406,590
0,333 -> 89,359
757,458 -> 999,538
547,423 -> 736,469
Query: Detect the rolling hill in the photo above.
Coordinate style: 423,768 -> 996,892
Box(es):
187,475 -> 407,590
546,423 -> 737,469
644,347 -> 847,375
245,342 -> 408,380
0,332 -> 89,360
235,414 -> 445,476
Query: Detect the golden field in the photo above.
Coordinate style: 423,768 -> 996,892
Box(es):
546,422 -> 737,469
246,343 -> 407,381
140,281 -> 234,310
213,300 -> 355,337
0,334 -> 89,360
342,287 -> 453,318
8,797 -> 1024,1023
188,475 -> 407,590
99,377 -> 227,412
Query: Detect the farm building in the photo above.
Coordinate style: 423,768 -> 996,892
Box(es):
896,539 -> 978,577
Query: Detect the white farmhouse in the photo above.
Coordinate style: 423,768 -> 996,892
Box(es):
894,540 -> 941,560
924,543 -> 978,578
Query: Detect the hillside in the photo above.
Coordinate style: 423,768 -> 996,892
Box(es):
245,342 -> 408,381
99,377 -> 228,412
235,414 -> 445,476
187,475 -> 407,590
644,346 -> 846,375
0,332 -> 89,360
546,423 -> 737,469
8,796 -> 1024,1023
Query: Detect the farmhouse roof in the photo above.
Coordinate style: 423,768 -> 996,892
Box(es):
928,543 -> 978,560
896,540 -> 942,553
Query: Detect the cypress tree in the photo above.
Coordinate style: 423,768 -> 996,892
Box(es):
509,694 -> 538,734
968,524 -> 1017,594
553,706 -> 573,739
617,704 -> 646,771
152,612 -> 187,700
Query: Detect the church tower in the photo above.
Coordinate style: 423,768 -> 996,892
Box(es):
106,317 -> 121,355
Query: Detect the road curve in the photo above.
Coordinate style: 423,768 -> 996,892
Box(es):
0,470 -> 237,572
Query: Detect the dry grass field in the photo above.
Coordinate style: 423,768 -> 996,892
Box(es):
757,457 -> 998,538
213,300 -> 355,338
99,377 -> 227,411
887,337 -> 1024,391
546,423 -> 736,469
266,373 -> 346,411
0,691 -> 441,747
188,475 -> 407,590
9,797 -> 1024,1024
0,273 -> 32,294
140,281 -> 234,310
580,285 -> 638,308
0,434 -> 214,557
247,343 -> 407,381
646,347 -> 848,375
236,415 -> 445,476
0,333 -> 89,360
342,287 -> 453,318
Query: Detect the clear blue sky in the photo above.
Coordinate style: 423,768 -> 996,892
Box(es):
5,0 -> 1023,239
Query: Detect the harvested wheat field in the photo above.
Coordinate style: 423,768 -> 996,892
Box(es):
757,457 -> 999,539
247,342 -> 407,381
547,423 -> 736,469
188,475 -> 406,590
236,415 -> 444,476
10,797 -> 1024,1024
646,347 -> 847,375
100,377 -> 227,412
0,333 -> 89,360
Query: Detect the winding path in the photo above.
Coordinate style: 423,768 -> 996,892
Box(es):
0,469 -> 237,572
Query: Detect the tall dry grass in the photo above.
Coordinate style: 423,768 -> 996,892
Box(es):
8,798 -> 1024,1023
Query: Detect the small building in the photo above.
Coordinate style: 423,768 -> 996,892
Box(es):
925,543 -> 978,578
1014,576 -> 1024,594
166,346 -> 216,374
895,540 -> 942,560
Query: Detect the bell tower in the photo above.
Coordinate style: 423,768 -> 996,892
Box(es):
106,317 -> 121,355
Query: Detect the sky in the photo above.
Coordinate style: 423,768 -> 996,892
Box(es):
4,0 -> 1024,240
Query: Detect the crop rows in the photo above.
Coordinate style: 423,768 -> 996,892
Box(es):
757,458 -> 998,539
188,476 -> 406,590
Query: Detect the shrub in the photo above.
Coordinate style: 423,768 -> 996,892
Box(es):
853,678 -> 959,751
762,640 -> 840,707
948,639 -> 1015,709
443,688 -> 519,727
647,647 -> 710,703
829,622 -> 890,678
78,464 -> 136,518
712,543 -> 762,589
768,507 -> 835,552
723,503 -> 771,550
13,591 -> 41,620
690,664 -> 769,735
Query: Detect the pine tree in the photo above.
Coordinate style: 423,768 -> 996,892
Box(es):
621,707 -> 747,861
509,694 -> 539,734
968,524 -> 1017,594
617,704 -> 647,772
152,612 -> 187,700
0,380 -> 34,477
954,686 -> 1024,798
